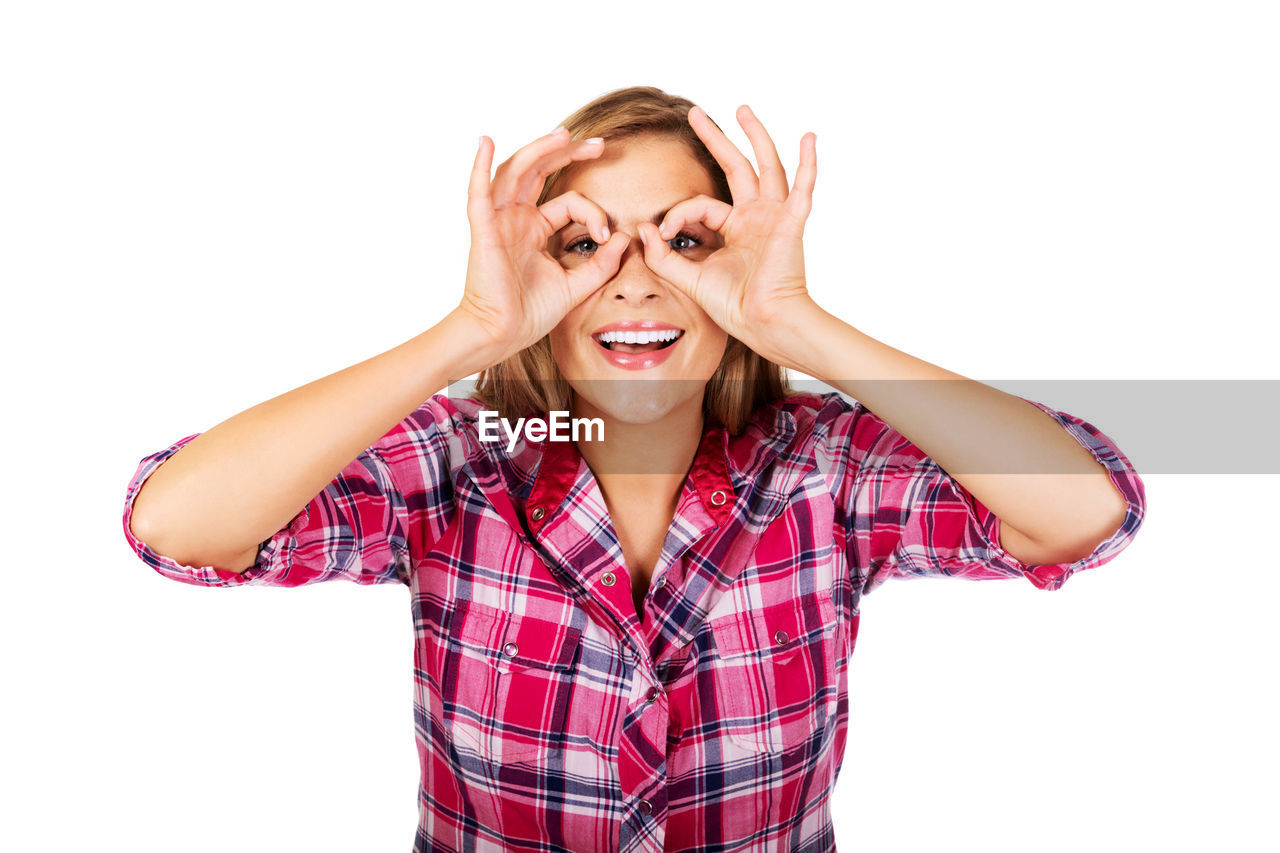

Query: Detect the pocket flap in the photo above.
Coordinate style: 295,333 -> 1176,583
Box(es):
710,590 -> 836,659
453,600 -> 581,671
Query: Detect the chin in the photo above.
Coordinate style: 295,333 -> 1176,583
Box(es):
567,377 -> 707,426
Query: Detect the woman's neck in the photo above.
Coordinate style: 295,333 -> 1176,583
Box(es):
569,393 -> 706,510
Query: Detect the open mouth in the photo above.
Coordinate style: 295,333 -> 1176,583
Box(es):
592,329 -> 685,354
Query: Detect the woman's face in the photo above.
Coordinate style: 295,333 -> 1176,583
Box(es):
546,134 -> 729,426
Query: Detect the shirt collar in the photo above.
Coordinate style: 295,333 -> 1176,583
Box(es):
521,400 -> 799,529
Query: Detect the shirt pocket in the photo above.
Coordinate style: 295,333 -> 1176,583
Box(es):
440,599 -> 583,765
708,590 -> 840,753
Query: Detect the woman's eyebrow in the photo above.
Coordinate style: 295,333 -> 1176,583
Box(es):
553,202 -> 695,243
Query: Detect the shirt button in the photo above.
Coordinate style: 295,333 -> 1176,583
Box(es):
638,798 -> 652,815
601,571 -> 616,587
710,489 -> 727,506
773,629 -> 789,645
530,507 -> 546,522
646,686 -> 659,702
654,576 -> 666,589
502,641 -> 519,657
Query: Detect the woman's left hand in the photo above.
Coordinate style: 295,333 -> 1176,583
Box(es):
636,104 -> 820,369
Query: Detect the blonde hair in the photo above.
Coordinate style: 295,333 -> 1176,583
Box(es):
470,85 -> 795,435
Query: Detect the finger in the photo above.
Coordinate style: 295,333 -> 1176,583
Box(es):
737,105 -> 789,201
656,194 -> 733,241
635,221 -> 700,296
538,190 -> 612,244
514,138 -> 605,206
787,132 -> 818,220
687,104 -> 759,203
566,230 -> 631,301
467,136 -> 496,231
490,127 -> 572,208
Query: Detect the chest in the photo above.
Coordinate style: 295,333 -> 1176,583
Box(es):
425,454 -> 846,636
608,499 -> 677,618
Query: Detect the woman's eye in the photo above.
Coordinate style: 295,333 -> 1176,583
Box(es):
669,231 -> 702,251
564,236 -> 598,256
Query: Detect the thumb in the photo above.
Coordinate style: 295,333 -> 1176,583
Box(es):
636,222 -> 699,298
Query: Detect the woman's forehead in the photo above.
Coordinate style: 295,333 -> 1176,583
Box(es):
552,137 -> 717,208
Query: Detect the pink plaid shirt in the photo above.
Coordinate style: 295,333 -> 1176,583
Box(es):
122,390 -> 1146,852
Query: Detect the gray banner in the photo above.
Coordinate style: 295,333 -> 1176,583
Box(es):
442,378 -> 1280,475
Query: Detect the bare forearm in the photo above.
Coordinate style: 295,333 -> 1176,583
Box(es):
784,302 -> 1128,563
130,308 -> 499,569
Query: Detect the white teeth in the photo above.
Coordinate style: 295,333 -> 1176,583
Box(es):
595,329 -> 683,344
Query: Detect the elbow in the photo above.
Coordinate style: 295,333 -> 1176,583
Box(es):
127,499 -> 163,550
1003,477 -> 1130,567
1082,477 -> 1132,555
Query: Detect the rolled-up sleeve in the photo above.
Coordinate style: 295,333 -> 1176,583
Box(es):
122,394 -> 458,588
812,391 -> 1147,595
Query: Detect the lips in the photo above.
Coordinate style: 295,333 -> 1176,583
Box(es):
593,329 -> 684,353
586,320 -> 687,370
590,328 -> 685,370
590,320 -> 685,352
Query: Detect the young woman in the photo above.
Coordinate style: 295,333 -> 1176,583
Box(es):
123,86 -> 1146,852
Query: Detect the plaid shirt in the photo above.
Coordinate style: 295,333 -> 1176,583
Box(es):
122,390 -> 1146,852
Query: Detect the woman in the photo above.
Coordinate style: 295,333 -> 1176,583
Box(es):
123,86 -> 1146,852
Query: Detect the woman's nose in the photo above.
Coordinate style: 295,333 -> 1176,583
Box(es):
607,232 -> 666,301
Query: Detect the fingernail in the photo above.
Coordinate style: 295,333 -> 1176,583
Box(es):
601,226 -> 610,241
637,225 -> 648,248
584,137 -> 603,145
552,125 -> 566,135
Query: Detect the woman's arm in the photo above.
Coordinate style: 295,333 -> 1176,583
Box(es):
634,104 -> 1128,567
776,302 -> 1130,567
128,309 -> 500,572
130,129 -> 630,574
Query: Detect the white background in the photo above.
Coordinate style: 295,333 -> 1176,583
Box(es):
3,1 -> 1277,851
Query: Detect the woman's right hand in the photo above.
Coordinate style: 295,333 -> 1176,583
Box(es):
455,128 -> 631,360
